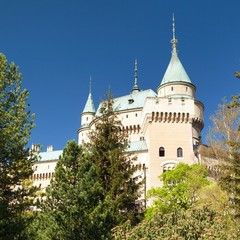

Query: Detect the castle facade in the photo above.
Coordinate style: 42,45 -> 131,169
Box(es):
31,18 -> 204,196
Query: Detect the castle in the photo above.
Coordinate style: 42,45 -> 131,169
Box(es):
31,17 -> 204,196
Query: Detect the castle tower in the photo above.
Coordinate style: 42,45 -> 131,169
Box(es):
141,15 -> 204,190
157,14 -> 196,99
78,78 -> 96,144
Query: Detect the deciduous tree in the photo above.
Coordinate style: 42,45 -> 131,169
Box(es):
207,97 -> 240,220
146,163 -> 209,217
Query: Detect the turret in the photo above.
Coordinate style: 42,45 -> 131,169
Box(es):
80,78 -> 95,127
157,14 -> 196,99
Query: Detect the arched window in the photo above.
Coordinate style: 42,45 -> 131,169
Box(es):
177,147 -> 183,158
159,147 -> 165,157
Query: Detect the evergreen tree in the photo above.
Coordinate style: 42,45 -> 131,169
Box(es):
0,54 -> 37,239
86,92 -> 143,237
34,140 -> 103,240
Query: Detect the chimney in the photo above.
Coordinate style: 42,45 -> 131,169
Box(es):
47,145 -> 53,152
31,144 -> 40,153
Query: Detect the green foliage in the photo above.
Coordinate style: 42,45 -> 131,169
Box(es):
196,182 -> 230,213
30,140 -> 103,240
208,96 -> 240,220
30,93 -> 143,239
85,92 -> 143,236
146,163 -> 209,217
0,54 -> 37,239
112,207 -> 240,240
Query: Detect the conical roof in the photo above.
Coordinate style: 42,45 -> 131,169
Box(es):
160,15 -> 191,86
83,92 -> 95,113
83,78 -> 96,113
160,50 -> 191,85
83,92 -> 96,113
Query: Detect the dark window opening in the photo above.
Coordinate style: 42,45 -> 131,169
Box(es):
159,147 -> 165,157
177,147 -> 183,158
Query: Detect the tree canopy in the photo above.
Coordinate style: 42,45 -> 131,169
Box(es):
0,53 -> 37,239
31,140 -> 103,240
146,163 -> 209,217
207,96 -> 240,220
85,93 -> 143,235
30,92 -> 143,239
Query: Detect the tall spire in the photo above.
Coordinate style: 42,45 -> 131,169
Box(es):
159,14 -> 192,86
89,76 -> 93,95
171,13 -> 178,54
132,59 -> 140,93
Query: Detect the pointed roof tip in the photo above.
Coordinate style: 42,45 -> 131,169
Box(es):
132,59 -> 140,93
171,13 -> 178,54
89,76 -> 92,94
82,78 -> 96,113
159,15 -> 191,86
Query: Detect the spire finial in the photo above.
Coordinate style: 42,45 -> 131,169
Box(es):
171,13 -> 178,53
132,59 -> 140,93
89,76 -> 92,94
172,13 -> 175,40
134,59 -> 138,85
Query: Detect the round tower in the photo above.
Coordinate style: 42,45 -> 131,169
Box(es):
156,15 -> 204,146
78,79 -> 96,144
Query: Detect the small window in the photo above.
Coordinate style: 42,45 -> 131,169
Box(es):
177,147 -> 183,158
159,147 -> 165,157
135,113 -> 138,117
126,115 -> 128,118
171,86 -> 174,91
186,87 -> 188,92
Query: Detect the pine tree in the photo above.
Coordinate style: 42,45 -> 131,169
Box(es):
35,140 -> 103,240
0,54 -> 37,239
86,92 -> 143,237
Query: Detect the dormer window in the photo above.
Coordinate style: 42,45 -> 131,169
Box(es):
128,98 -> 134,104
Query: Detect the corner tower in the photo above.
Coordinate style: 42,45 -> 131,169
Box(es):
78,78 -> 96,144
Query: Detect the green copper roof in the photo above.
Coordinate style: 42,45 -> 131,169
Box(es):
38,150 -> 63,161
160,50 -> 191,85
96,89 -> 157,115
83,92 -> 96,113
127,140 -> 148,152
160,15 -> 191,86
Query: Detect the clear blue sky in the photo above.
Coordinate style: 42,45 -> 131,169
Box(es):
1,0 -> 239,151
